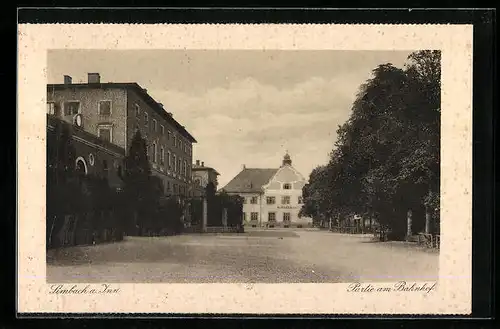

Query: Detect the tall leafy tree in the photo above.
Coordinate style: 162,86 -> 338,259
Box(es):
302,50 -> 441,239
46,122 -> 81,247
122,130 -> 154,234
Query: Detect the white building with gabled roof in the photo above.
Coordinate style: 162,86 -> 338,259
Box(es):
220,152 -> 313,228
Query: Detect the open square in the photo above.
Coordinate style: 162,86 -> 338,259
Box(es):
47,228 -> 439,283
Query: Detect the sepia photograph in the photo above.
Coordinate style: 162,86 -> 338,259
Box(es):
17,23 -> 473,314
45,49 -> 441,284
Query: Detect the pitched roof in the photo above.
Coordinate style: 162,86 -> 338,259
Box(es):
221,168 -> 278,193
47,82 -> 197,143
192,164 -> 220,176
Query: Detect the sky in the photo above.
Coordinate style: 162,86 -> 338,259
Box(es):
47,49 -> 412,188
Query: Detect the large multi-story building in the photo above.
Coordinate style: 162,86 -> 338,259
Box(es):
220,153 -> 313,228
47,73 -> 197,196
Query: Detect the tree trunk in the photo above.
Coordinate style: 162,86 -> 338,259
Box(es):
361,216 -> 365,233
425,205 -> 431,234
406,209 -> 413,241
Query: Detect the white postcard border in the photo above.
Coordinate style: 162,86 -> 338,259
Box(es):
17,24 -> 473,314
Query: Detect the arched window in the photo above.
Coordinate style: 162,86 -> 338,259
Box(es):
75,157 -> 88,175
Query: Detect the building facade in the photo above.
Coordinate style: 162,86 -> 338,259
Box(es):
47,73 -> 197,196
191,160 -> 220,197
47,114 -> 126,190
221,153 -> 313,228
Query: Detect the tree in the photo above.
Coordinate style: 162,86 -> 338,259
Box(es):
299,165 -> 332,226
122,130 -> 155,235
46,122 -> 81,248
303,50 -> 441,240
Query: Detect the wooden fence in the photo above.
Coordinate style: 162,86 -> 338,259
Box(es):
330,226 -> 364,234
417,233 -> 440,249
184,226 -> 244,234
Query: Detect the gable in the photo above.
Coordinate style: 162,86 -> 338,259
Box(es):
272,166 -> 304,183
264,165 -> 306,190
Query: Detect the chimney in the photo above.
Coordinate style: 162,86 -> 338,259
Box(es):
242,164 -> 246,170
88,73 -> 101,84
196,160 -> 200,166
201,161 -> 205,167
158,102 -> 163,108
63,75 -> 72,85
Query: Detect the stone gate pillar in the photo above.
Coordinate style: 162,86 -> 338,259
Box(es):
202,197 -> 208,233
406,209 -> 413,241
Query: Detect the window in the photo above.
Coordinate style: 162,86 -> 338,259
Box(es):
63,101 -> 80,116
144,112 -> 148,127
161,125 -> 165,135
184,160 -> 187,176
251,212 -> 259,221
47,102 -> 55,115
242,197 -> 247,204
243,212 -> 247,221
283,213 -> 291,221
266,196 -> 276,205
298,196 -> 304,204
173,135 -> 177,146
152,142 -> 157,163
98,100 -> 111,116
179,140 -> 183,150
268,212 -> 276,221
168,130 -> 171,140
152,119 -> 157,132
97,125 -> 112,143
167,151 -> 171,168
103,160 -> 109,173
173,154 -> 177,172
135,104 -> 140,117
283,183 -> 292,190
250,196 -> 258,204
178,158 -> 182,173
281,196 -> 291,205
160,146 -> 165,165
167,181 -> 171,191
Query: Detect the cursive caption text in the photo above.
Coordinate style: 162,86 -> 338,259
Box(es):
347,281 -> 437,294
49,284 -> 120,295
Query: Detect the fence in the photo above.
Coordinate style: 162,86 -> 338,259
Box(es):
48,213 -> 124,249
417,233 -> 440,249
184,226 -> 243,234
330,226 -> 364,234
